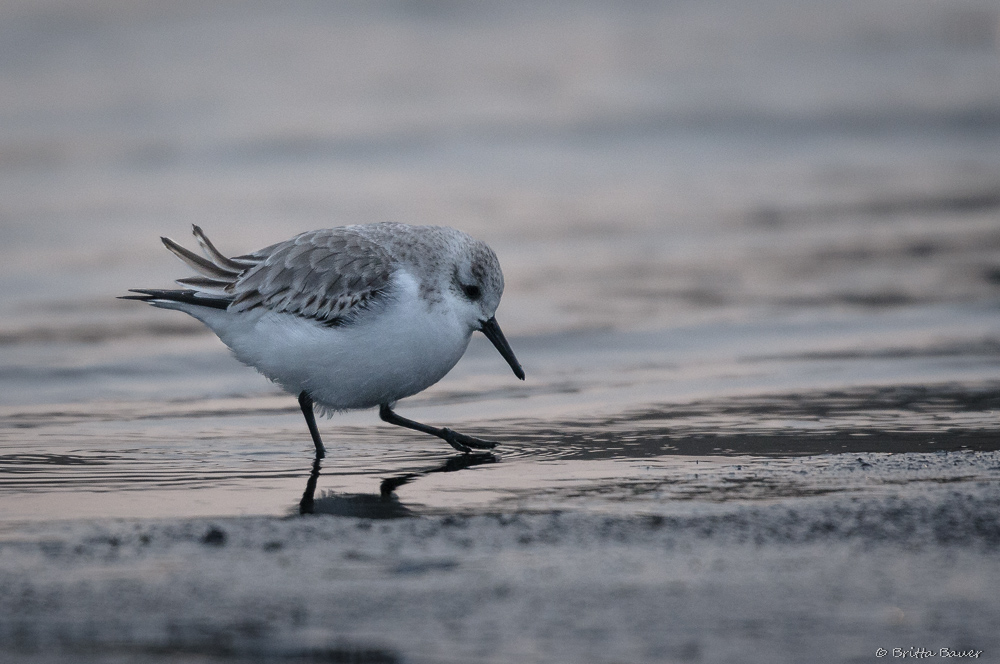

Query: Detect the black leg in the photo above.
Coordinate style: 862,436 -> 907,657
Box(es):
378,403 -> 497,454
299,454 -> 322,515
298,392 -> 326,459
380,452 -> 497,497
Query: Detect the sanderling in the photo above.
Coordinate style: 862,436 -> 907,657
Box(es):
123,223 -> 524,458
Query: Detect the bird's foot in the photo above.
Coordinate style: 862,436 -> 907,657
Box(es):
441,428 -> 498,453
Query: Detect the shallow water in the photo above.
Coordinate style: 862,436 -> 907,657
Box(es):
2,303 -> 999,522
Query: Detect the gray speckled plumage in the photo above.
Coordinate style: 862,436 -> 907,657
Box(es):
230,228 -> 395,324
166,223 -> 504,328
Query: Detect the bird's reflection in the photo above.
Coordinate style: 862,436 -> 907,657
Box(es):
378,452 -> 497,497
299,452 -> 497,518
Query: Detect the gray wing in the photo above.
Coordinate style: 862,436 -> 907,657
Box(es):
160,226 -> 395,326
229,228 -> 395,325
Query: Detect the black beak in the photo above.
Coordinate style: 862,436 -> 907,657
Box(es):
479,316 -> 525,380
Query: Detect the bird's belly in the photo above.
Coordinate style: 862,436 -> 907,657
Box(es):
214,298 -> 472,411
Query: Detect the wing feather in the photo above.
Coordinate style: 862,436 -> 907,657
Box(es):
155,226 -> 394,325
192,225 -> 256,271
174,275 -> 234,295
161,236 -> 238,280
229,228 -> 394,325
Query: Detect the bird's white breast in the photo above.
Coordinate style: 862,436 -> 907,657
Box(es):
192,271 -> 473,411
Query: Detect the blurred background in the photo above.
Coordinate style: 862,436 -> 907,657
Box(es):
0,0 -> 999,518
2,0 -> 998,338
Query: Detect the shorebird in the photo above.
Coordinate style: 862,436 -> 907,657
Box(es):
123,223 -> 524,458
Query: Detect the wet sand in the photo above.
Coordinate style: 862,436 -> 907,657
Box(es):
2,450 -> 998,664
2,362 -> 999,662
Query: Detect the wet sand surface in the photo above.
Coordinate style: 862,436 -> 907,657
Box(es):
1,0 -> 1000,662
2,472 -> 999,664
2,316 -> 998,663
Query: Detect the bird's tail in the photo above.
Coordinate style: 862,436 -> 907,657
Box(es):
121,225 -> 256,309
119,288 -> 231,310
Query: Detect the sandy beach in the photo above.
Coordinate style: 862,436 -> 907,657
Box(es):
3,450 -> 999,663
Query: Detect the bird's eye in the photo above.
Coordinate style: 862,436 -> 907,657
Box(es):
461,283 -> 481,300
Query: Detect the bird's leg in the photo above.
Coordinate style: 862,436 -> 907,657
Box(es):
299,454 -> 322,515
298,392 -> 326,459
378,404 -> 497,454
380,452 -> 497,497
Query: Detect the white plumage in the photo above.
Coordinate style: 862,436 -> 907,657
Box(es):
124,223 -> 524,457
